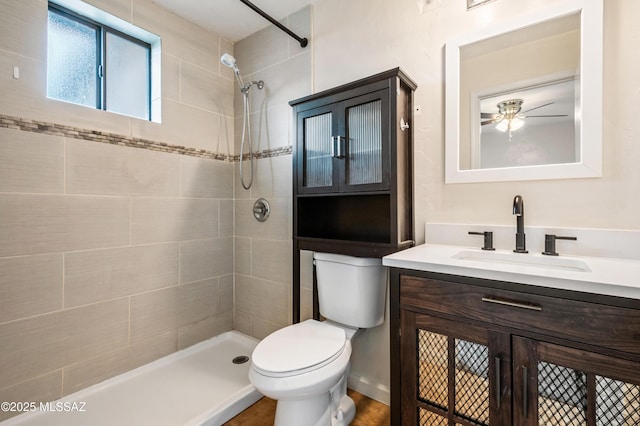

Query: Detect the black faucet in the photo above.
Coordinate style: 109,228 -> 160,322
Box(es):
513,195 -> 528,253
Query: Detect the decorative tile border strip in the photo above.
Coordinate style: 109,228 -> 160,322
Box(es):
230,145 -> 293,162
0,114 -> 292,161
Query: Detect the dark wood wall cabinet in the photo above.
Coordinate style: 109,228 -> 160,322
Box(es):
291,69 -> 416,322
390,268 -> 640,425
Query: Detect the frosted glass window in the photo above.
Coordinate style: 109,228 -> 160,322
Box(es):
47,10 -> 98,108
47,3 -> 153,121
106,32 -> 150,119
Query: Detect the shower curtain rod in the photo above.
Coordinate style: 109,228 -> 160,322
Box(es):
239,0 -> 309,48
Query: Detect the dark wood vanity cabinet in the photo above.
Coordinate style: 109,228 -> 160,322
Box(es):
390,269 -> 640,425
291,69 -> 416,321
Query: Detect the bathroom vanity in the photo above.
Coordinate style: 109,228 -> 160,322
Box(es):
384,244 -> 640,425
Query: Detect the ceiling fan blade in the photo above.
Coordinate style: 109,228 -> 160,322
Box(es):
481,114 -> 503,125
521,101 -> 555,114
481,118 -> 501,126
481,112 -> 499,119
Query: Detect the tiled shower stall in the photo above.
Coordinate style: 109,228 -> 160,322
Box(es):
0,0 -> 311,420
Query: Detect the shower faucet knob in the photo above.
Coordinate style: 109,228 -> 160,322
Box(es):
252,198 -> 270,222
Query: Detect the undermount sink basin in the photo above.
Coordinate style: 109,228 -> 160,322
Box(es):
452,250 -> 592,272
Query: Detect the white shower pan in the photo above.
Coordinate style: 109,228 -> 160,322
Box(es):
2,331 -> 260,426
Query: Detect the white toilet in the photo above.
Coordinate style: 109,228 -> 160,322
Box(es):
249,252 -> 388,426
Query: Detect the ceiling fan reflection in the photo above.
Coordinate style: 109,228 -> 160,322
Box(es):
480,98 -> 568,140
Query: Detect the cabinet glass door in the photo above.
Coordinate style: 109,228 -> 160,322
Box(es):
304,112 -> 333,188
297,105 -> 337,193
346,99 -> 382,185
296,89 -> 390,194
343,90 -> 390,192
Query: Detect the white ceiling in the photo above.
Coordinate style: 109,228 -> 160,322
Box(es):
152,0 -> 313,43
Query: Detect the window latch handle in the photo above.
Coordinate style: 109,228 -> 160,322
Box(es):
97,64 -> 103,79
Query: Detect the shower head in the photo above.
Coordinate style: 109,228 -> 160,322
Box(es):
220,53 -> 237,70
221,52 -> 244,88
220,52 -> 264,94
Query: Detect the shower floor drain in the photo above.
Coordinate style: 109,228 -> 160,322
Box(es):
232,355 -> 250,365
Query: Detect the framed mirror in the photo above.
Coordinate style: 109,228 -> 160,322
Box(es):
445,0 -> 603,183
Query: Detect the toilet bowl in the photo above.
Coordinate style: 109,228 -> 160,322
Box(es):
249,319 -> 358,426
249,253 -> 387,426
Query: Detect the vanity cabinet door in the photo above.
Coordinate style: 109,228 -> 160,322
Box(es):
400,310 -> 511,425
513,336 -> 640,426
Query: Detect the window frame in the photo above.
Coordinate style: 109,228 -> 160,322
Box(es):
48,2 -> 152,121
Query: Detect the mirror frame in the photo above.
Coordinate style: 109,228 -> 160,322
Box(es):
445,0 -> 603,183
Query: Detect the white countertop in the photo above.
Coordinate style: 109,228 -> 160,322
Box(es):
383,244 -> 640,300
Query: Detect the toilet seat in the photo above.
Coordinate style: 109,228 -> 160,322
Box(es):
251,320 -> 346,378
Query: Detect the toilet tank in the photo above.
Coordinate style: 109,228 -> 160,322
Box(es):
313,252 -> 387,328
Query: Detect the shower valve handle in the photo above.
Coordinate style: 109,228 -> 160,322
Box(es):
253,198 -> 270,222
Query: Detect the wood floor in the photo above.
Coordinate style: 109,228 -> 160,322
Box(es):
224,389 -> 390,426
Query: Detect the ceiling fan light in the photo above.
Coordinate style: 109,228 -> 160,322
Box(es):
495,120 -> 509,132
510,117 -> 525,131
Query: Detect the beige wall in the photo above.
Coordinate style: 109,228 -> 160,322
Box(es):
312,0 -> 640,237
0,0 -> 236,420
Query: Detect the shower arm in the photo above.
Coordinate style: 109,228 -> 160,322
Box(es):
238,0 -> 309,48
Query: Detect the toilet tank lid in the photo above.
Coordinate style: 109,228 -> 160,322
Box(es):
313,252 -> 382,267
